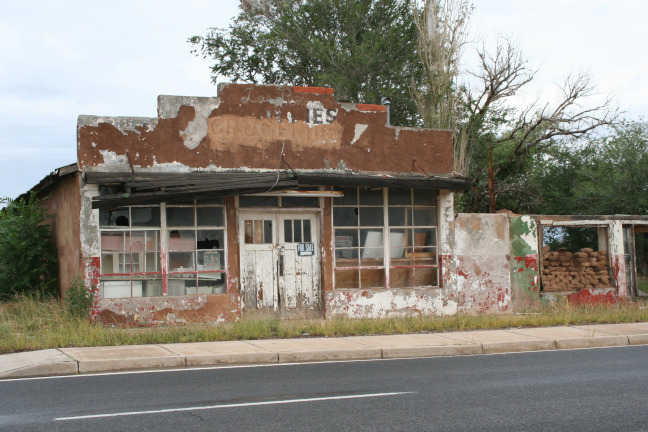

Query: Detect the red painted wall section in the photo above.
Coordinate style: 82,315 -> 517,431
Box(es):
567,288 -> 617,305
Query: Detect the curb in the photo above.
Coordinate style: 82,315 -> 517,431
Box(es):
3,330 -> 648,380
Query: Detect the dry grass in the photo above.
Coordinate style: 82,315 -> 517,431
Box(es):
1,294 -> 647,355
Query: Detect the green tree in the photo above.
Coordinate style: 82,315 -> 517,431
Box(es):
412,0 -> 619,213
527,120 -> 648,216
0,193 -> 58,298
190,0 -> 422,126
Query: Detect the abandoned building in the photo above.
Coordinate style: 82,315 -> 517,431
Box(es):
26,83 -> 648,324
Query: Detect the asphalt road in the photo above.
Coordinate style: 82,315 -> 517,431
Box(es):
2,345 -> 648,431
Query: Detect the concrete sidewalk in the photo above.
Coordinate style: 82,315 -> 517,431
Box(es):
2,322 -> 648,379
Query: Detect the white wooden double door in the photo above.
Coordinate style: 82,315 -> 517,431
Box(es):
239,211 -> 321,317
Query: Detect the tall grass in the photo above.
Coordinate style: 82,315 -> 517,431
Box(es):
1,294 -> 647,355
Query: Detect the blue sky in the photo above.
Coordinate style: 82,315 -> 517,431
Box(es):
1,0 -> 646,202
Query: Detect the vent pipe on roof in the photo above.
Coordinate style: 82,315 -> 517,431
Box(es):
380,97 -> 391,126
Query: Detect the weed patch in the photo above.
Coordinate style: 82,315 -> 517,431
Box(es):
1,295 -> 647,355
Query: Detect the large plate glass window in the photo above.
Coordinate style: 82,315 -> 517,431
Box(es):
332,187 -> 438,289
167,203 -> 226,295
99,206 -> 161,298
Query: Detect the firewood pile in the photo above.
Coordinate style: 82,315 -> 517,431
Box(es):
542,247 -> 610,292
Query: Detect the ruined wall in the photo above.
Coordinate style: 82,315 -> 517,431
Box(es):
98,294 -> 239,325
509,216 -> 540,310
44,174 -> 83,296
453,214 -> 512,313
77,84 -> 453,176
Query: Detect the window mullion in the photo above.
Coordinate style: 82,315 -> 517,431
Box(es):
384,188 -> 390,289
160,202 -> 168,296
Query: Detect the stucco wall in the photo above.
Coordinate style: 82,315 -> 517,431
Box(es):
77,84 -> 453,176
44,174 -> 83,296
453,213 -> 512,313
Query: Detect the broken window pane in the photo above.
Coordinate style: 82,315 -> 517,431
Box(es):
131,207 -> 160,227
99,208 -> 129,227
333,207 -> 358,226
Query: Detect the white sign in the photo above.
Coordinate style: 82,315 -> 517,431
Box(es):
297,242 -> 315,256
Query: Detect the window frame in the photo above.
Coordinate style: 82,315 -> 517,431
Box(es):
332,187 -> 439,290
98,201 -> 227,298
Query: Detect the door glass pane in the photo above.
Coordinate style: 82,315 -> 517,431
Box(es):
244,220 -> 272,244
263,220 -> 273,244
294,220 -> 302,243
284,220 -> 293,243
303,219 -> 312,242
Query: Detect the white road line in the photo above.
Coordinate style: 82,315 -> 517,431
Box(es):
54,391 -> 415,421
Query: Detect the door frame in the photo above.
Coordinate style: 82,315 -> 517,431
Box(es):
238,208 -> 322,315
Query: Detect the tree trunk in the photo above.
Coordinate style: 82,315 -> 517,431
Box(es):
488,148 -> 496,213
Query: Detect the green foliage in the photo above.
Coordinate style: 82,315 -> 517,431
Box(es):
190,0 -> 422,126
64,276 -> 97,318
520,120 -> 648,216
0,193 -> 58,298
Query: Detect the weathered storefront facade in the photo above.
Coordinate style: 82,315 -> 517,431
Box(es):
32,83 -> 648,324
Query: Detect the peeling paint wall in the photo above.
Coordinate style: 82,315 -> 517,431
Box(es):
77,83 -> 453,175
509,216 -> 540,310
98,294 -> 240,325
453,214 -> 512,313
325,288 -> 457,319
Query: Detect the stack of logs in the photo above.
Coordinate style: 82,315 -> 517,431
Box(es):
542,247 -> 610,292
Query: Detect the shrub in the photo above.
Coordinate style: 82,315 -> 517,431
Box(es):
0,193 -> 58,298
64,276 -> 97,318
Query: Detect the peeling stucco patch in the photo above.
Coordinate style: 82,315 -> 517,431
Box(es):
78,115 -> 157,135
98,150 -> 129,169
326,289 -> 458,319
351,124 -> 368,145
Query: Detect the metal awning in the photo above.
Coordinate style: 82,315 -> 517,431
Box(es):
87,172 -> 298,209
87,170 -> 471,209
296,172 -> 471,191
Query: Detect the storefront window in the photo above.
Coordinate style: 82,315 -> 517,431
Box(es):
99,206 -> 161,298
333,188 -> 438,289
98,201 -> 226,298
